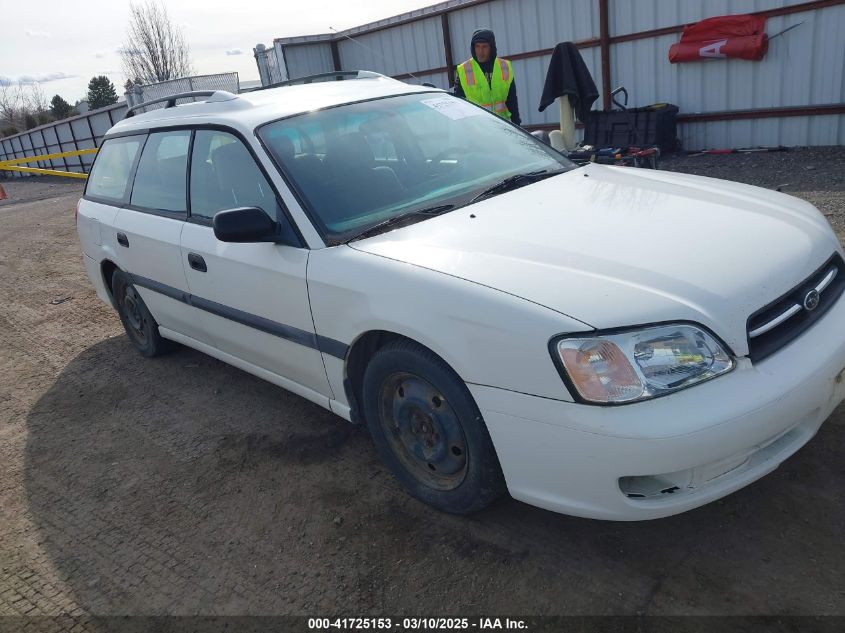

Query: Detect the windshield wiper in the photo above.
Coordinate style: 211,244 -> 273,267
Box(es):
345,204 -> 455,243
468,169 -> 565,205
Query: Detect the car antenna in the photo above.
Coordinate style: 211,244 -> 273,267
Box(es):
329,26 -> 422,83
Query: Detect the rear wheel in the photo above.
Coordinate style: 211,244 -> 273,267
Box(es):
362,340 -> 506,514
111,269 -> 176,357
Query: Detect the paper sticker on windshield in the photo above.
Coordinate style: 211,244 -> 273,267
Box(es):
421,97 -> 483,120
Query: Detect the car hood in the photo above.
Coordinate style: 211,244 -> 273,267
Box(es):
350,165 -> 841,356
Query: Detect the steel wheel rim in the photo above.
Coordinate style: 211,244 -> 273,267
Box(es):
122,285 -> 148,345
378,371 -> 468,491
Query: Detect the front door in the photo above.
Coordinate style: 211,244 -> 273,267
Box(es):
180,129 -> 332,398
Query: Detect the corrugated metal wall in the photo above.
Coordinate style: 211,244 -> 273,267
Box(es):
610,0 -> 803,33
448,0 -> 597,52
338,17 -> 445,78
610,0 -> 845,147
283,42 -> 336,78
270,0 -> 844,149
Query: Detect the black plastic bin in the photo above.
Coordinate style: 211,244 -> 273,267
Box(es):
583,103 -> 679,153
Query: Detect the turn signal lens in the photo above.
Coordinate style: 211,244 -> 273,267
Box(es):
558,340 -> 644,403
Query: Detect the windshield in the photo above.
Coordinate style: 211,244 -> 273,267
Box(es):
258,92 -> 575,242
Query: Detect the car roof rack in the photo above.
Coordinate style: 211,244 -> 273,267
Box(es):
124,90 -> 239,118
246,70 -> 386,92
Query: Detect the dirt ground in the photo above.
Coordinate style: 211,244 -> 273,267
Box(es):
0,149 -> 844,626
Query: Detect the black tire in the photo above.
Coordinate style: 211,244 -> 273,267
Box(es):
362,339 -> 506,514
111,269 -> 176,357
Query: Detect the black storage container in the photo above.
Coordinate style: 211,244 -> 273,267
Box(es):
582,103 -> 679,153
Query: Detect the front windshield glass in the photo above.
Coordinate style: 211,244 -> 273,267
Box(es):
258,92 -> 575,242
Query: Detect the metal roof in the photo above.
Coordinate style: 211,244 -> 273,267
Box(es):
273,0 -> 474,44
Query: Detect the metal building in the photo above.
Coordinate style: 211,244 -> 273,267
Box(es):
254,0 -> 845,149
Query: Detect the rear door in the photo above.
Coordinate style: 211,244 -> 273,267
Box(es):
79,134 -> 144,259
180,128 -> 332,398
112,129 -> 211,344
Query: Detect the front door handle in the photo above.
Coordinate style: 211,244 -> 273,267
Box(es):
188,253 -> 207,273
117,232 -> 129,247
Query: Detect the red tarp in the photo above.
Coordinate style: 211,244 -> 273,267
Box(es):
668,15 -> 769,63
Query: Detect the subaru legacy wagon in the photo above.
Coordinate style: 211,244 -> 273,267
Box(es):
76,72 -> 845,520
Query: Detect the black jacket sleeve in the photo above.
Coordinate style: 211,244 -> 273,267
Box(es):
452,73 -> 465,98
506,81 -> 521,126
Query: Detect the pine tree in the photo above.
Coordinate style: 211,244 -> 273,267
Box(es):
86,76 -> 118,109
50,95 -> 73,119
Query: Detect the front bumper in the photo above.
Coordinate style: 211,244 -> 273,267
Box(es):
471,294 -> 845,521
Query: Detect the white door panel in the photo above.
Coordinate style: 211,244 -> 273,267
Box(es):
112,209 -> 211,344
180,222 -> 332,397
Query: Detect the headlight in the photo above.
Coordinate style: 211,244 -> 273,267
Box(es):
551,323 -> 734,404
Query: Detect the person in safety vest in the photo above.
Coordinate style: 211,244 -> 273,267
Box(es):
453,28 -> 521,126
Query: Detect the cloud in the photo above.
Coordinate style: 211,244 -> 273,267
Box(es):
95,51 -> 106,59
115,46 -> 143,57
225,49 -> 243,56
4,73 -> 76,85
25,29 -> 51,39
99,70 -> 122,76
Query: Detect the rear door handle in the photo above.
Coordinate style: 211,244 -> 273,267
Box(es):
117,232 -> 129,247
188,253 -> 207,273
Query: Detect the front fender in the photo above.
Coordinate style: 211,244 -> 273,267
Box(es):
307,245 -> 593,402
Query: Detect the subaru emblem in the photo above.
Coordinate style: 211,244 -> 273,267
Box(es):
803,289 -> 820,311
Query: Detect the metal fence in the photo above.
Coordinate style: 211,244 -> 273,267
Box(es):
254,43 -> 289,86
0,73 -> 242,179
260,0 -> 845,149
0,102 -> 127,179
126,72 -> 240,113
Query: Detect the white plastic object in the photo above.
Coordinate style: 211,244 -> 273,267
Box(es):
559,97 -> 577,150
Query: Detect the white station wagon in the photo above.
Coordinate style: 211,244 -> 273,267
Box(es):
76,71 -> 845,520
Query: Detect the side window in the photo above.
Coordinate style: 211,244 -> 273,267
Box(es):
85,135 -> 144,201
189,130 -> 279,220
129,130 -> 190,213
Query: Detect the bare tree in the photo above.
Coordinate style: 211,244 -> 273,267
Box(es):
1,81 -> 60,132
120,1 -> 194,85
0,81 -> 24,127
26,82 -> 49,114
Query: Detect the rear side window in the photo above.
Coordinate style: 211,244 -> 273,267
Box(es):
130,130 -> 191,213
85,136 -> 144,202
189,130 -> 279,220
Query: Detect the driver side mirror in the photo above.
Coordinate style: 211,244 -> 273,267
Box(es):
213,207 -> 277,243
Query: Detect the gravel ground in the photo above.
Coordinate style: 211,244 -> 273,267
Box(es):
0,149 -> 843,628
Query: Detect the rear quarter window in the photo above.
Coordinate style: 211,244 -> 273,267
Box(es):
85,135 -> 144,202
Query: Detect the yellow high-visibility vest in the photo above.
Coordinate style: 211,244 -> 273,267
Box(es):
457,57 -> 514,121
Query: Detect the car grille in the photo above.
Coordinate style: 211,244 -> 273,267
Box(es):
747,253 -> 844,362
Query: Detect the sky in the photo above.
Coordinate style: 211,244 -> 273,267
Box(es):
1,0 -> 438,104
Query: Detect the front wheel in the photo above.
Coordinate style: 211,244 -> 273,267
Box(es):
362,340 -> 506,514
